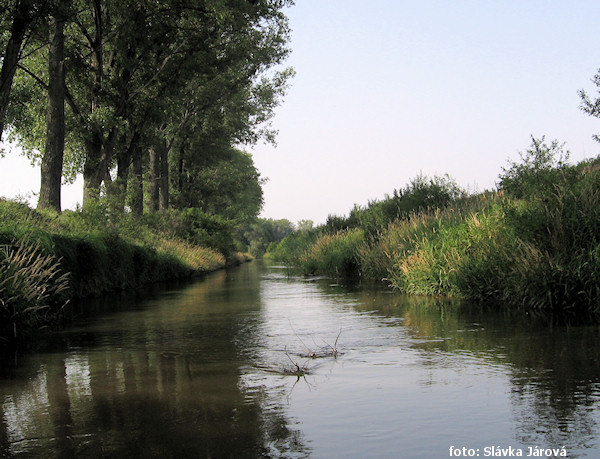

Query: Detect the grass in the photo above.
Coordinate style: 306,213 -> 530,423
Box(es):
298,228 -> 365,276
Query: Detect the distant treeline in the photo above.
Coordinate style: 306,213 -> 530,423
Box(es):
266,137 -> 600,322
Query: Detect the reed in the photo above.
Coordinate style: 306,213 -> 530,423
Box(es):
298,228 -> 365,276
377,162 -> 600,318
0,242 -> 69,340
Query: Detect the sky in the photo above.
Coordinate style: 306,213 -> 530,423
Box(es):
2,0 -> 600,224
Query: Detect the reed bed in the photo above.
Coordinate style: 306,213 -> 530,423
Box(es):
0,242 -> 69,340
267,157 -> 600,320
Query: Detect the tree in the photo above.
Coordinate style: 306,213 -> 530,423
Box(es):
171,148 -> 265,224
498,136 -> 572,199
141,2 -> 293,214
296,220 -> 314,232
38,1 -> 68,212
238,218 -> 294,257
0,0 -> 37,142
579,69 -> 600,143
6,0 -> 294,220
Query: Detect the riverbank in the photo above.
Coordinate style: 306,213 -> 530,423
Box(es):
0,199 -> 248,345
266,139 -> 600,322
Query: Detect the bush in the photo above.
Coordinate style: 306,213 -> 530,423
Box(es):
326,173 -> 466,238
498,136 -> 575,199
498,167 -> 600,317
264,228 -> 320,266
179,208 -> 235,257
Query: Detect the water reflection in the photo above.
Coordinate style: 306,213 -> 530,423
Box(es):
312,279 -> 600,456
0,262 -> 599,457
0,265 -> 309,458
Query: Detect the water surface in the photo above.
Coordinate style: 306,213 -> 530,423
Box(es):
1,261 -> 599,458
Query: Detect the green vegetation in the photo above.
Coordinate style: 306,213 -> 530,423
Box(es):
266,174 -> 467,277
0,2 -> 294,344
267,137 -> 600,321
0,197 -> 249,343
237,218 -> 296,258
1,0 -> 293,215
0,241 -> 69,342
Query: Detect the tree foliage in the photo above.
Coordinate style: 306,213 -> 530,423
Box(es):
2,0 -> 293,228
498,136 -> 573,199
579,68 -> 600,143
238,217 -> 294,257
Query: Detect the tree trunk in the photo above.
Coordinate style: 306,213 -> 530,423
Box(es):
82,0 -> 107,207
115,152 -> 130,204
177,148 -> 185,195
82,135 -> 105,205
0,0 -> 34,142
148,147 -> 160,212
159,141 -> 169,211
39,9 -> 66,212
83,125 -> 117,206
130,145 -> 143,217
104,152 -> 129,215
107,130 -> 139,213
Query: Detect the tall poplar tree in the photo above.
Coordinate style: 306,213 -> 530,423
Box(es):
0,0 -> 38,142
38,0 -> 68,211
6,0 -> 294,220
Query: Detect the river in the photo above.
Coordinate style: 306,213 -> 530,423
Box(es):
1,261 -> 599,458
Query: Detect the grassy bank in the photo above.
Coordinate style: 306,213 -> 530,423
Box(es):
0,199 -> 246,344
266,139 -> 600,321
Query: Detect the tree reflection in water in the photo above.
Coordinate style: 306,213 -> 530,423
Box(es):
0,266 -> 309,458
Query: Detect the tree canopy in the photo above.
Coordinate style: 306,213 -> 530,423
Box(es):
2,0 -> 293,219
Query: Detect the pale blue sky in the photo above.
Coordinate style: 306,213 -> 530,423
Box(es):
2,1 -> 600,224
251,0 -> 600,223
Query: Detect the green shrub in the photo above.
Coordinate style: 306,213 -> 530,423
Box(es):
140,208 -> 235,257
182,208 -> 235,256
265,227 -> 320,266
498,136 -> 575,199
497,168 -> 600,317
321,174 -> 466,238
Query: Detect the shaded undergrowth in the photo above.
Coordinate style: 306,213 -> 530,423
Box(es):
0,200 -> 240,344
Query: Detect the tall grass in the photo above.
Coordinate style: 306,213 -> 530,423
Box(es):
374,145 -> 600,319
156,238 -> 226,272
268,146 -> 600,320
299,229 -> 365,276
496,169 -> 600,316
266,173 -> 469,277
0,242 -> 69,340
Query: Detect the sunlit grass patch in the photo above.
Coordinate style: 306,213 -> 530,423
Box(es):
298,228 -> 365,276
157,238 -> 226,273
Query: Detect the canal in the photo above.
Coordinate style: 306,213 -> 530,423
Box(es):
1,261 -> 599,458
